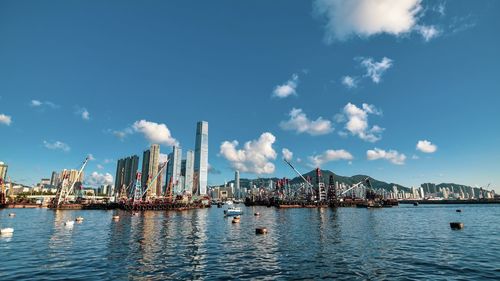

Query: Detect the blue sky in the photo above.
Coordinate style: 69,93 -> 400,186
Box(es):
0,0 -> 499,192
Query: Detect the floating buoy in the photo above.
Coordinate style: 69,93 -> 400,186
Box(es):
254,212 -> 260,216
112,215 -> 120,220
64,220 -> 75,226
456,209 -> 462,213
256,227 -> 268,235
8,213 -> 15,217
232,218 -> 240,223
0,228 -> 14,234
75,216 -> 84,222
450,222 -> 464,230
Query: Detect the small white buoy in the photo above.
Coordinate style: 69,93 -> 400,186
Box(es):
112,215 -> 120,220
64,220 -> 75,226
0,228 -> 14,234
75,216 -> 84,222
8,213 -> 16,217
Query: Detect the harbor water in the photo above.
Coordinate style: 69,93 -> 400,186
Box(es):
1,205 -> 499,280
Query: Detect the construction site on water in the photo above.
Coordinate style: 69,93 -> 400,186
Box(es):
243,159 -> 399,209
46,156 -> 211,211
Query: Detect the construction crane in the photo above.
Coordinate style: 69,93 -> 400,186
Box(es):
339,177 -> 371,197
0,177 -> 5,205
283,158 -> 315,200
53,156 -> 90,207
140,160 -> 169,200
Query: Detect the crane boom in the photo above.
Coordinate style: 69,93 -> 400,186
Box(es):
340,178 -> 370,196
54,156 -> 90,206
141,160 -> 169,199
283,159 -> 313,188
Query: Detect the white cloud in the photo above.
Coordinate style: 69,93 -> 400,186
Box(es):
0,114 -> 12,126
86,171 -> 113,187
314,0 -> 424,42
341,103 -> 384,142
416,25 -> 440,41
360,57 -> 393,83
132,120 -> 178,146
411,154 -> 420,160
103,158 -> 113,164
31,100 -> 42,107
159,153 -> 169,164
416,140 -> 437,153
280,108 -> 333,136
220,132 -> 277,174
30,100 -> 58,109
341,75 -> 358,88
97,164 -> 104,170
308,149 -> 353,167
87,154 -> 95,161
272,74 -> 299,98
367,148 -> 406,165
282,148 -> 293,161
43,140 -> 70,152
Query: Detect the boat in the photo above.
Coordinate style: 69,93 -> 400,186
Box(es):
224,207 -> 243,216
0,228 -> 14,234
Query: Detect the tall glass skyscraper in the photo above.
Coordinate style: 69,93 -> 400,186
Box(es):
166,146 -> 182,195
184,150 -> 195,194
194,121 -> 208,195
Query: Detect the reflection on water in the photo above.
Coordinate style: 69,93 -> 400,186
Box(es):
0,205 -> 500,280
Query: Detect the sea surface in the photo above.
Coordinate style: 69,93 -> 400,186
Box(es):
1,204 -> 499,280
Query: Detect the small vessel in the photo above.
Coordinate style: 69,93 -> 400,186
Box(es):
0,228 -> 14,234
224,207 -> 243,216
8,213 -> 15,217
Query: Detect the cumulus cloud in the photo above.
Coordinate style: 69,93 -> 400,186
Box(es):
0,114 -> 12,126
360,57 -> 393,83
272,74 -> 299,98
75,107 -> 90,120
86,172 -> 113,187
282,148 -> 293,161
367,148 -> 406,165
132,120 -> 178,146
308,149 -> 353,167
340,103 -> 384,142
314,0 -> 425,42
416,140 -> 437,153
280,108 -> 333,136
341,75 -> 358,89
220,132 -> 277,174
43,140 -> 70,152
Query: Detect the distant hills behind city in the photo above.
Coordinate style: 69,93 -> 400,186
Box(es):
227,169 -> 486,196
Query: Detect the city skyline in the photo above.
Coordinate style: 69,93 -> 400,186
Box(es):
0,0 -> 499,192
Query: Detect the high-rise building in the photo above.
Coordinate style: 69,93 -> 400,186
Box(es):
148,144 -> 160,198
184,150 -> 195,194
194,121 -> 208,195
115,155 -> 139,197
156,162 -> 166,197
0,162 -> 8,181
235,170 -> 240,199
50,171 -> 59,187
141,149 -> 151,195
166,146 -> 182,195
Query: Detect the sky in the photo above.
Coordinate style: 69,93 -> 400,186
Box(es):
0,0 -> 499,192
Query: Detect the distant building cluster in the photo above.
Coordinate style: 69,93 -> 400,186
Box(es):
114,121 -> 208,199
